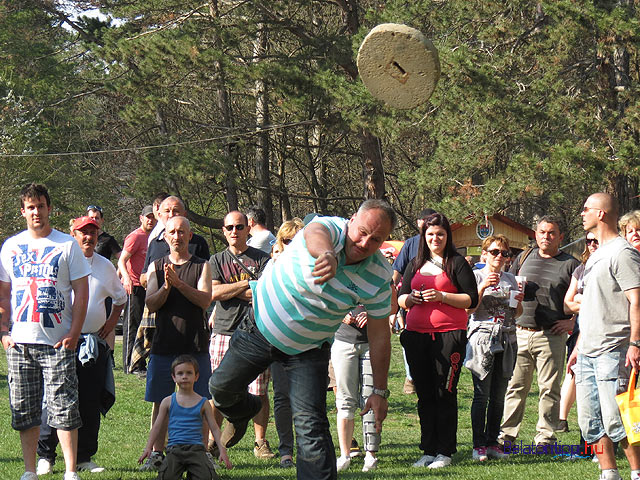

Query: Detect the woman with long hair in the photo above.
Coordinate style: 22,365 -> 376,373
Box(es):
464,234 -> 523,461
398,213 -> 478,469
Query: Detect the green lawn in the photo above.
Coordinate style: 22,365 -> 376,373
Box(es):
0,335 -> 619,479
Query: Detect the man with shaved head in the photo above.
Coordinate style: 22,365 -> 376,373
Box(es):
141,216 -> 213,470
567,193 -> 640,480
141,196 -> 209,287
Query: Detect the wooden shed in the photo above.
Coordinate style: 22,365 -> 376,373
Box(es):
450,214 -> 535,257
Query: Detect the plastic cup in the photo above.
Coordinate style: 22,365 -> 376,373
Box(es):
515,275 -> 527,290
509,290 -> 520,308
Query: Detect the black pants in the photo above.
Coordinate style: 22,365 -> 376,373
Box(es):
400,329 -> 466,457
123,285 -> 146,373
37,341 -> 110,463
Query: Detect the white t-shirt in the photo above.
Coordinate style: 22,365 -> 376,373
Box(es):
579,236 -> 640,356
82,254 -> 127,334
0,229 -> 91,346
247,229 -> 276,254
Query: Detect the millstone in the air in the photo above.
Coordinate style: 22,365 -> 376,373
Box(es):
357,23 -> 440,109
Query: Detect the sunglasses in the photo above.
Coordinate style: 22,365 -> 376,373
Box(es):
586,238 -> 599,245
282,238 -> 292,245
487,249 -> 511,258
223,224 -> 245,231
86,205 -> 102,213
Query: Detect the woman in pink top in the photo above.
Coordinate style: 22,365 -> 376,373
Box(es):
398,213 -> 478,469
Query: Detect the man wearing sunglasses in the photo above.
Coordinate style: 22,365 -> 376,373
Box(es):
209,211 -> 272,459
500,216 -> 579,452
567,193 -> 640,480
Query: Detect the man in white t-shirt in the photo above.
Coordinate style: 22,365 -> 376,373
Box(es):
37,215 -> 127,475
568,192 -> 640,480
246,206 -> 276,254
0,183 -> 90,480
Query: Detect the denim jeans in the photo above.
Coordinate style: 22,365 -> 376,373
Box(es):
209,322 -> 336,480
470,350 -> 514,448
271,360 -> 294,458
575,349 -> 629,444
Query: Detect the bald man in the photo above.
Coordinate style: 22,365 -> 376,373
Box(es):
141,216 -> 213,469
567,193 -> 640,480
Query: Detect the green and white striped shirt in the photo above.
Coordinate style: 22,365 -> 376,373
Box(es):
251,216 -> 393,355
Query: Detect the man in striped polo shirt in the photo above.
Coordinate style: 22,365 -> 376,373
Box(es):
210,199 -> 396,479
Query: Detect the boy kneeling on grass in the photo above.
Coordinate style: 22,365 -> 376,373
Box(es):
140,355 -> 232,479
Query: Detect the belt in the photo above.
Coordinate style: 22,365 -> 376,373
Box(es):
516,325 -> 543,332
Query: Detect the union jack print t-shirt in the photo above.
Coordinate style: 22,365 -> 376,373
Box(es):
0,229 -> 90,346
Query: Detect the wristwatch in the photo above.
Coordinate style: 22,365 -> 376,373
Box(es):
372,387 -> 390,399
630,340 -> 640,348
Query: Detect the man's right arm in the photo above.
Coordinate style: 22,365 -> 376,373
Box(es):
0,280 -> 14,350
304,222 -> 337,284
118,249 -> 134,294
145,263 -> 170,312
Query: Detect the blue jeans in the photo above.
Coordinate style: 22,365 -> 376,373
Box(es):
271,360 -> 294,458
470,351 -> 514,448
209,322 -> 336,480
575,349 -> 629,444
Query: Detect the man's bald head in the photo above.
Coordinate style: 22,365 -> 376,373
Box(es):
588,192 -> 618,218
164,216 -> 192,254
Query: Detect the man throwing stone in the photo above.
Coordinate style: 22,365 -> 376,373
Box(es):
210,199 -> 396,479
568,193 -> 640,480
0,183 -> 90,480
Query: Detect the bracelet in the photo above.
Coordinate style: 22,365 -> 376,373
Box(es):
0,331 -> 10,339
630,340 -> 640,349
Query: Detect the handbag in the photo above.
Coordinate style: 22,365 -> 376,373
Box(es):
615,368 -> 640,445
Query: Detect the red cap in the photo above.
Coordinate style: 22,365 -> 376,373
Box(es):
72,216 -> 99,231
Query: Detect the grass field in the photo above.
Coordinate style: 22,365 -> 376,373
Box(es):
0,334 -> 624,479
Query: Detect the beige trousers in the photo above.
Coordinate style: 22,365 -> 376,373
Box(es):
500,328 -> 567,445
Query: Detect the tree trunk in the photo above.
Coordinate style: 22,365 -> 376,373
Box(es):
360,129 -> 386,199
254,23 -> 274,230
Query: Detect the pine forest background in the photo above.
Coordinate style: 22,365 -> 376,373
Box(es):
2,0 -> 640,250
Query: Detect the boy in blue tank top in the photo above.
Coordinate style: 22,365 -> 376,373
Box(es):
139,355 -> 232,479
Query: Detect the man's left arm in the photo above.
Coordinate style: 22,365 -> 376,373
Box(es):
99,266 -> 128,339
361,314 -> 390,432
625,287 -> 640,371
55,275 -> 89,350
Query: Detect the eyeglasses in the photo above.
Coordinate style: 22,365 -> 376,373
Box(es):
487,249 -> 511,258
223,224 -> 245,231
282,238 -> 292,245
86,205 -> 102,213
586,238 -> 599,245
582,206 -> 603,213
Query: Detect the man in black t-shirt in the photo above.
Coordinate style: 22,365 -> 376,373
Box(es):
499,216 -> 579,450
209,210 -> 272,458
87,205 -> 122,261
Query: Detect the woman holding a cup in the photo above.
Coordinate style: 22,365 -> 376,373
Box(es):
464,234 -> 523,462
398,213 -> 478,469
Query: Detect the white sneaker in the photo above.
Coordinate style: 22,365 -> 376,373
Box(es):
64,472 -> 81,480
37,458 -> 53,475
599,469 -> 622,480
412,454 -> 436,467
362,454 -> 378,472
20,473 -> 38,480
472,447 -> 488,461
336,456 -> 351,472
427,454 -> 452,469
77,460 -> 105,473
